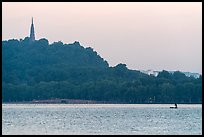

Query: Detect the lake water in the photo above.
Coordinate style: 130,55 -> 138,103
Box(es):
2,104 -> 202,135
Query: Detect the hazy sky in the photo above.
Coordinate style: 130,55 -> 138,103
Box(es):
2,2 -> 202,74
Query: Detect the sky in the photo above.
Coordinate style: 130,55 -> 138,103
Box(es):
2,2 -> 202,74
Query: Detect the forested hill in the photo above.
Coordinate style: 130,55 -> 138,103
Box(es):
2,37 -> 202,103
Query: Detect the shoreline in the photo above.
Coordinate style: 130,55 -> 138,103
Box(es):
2,99 -> 202,105
2,99 -> 117,104
2,103 -> 202,105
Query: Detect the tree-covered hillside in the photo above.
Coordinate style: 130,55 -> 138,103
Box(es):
2,37 -> 202,103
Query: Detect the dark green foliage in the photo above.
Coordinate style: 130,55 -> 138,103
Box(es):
2,38 -> 202,103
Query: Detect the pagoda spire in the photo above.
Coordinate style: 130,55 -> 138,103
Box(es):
30,17 -> 35,43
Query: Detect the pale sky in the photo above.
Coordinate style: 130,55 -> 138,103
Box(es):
2,2 -> 202,74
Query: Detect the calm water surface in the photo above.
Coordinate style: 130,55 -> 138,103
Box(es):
2,104 -> 202,135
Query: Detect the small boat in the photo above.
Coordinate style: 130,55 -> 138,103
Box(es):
170,104 -> 178,109
170,107 -> 177,109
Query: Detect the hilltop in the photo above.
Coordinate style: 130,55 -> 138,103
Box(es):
2,38 -> 202,103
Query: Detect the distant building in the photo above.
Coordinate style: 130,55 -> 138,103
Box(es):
29,17 -> 35,43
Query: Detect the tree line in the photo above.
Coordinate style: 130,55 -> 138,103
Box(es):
2,37 -> 202,103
